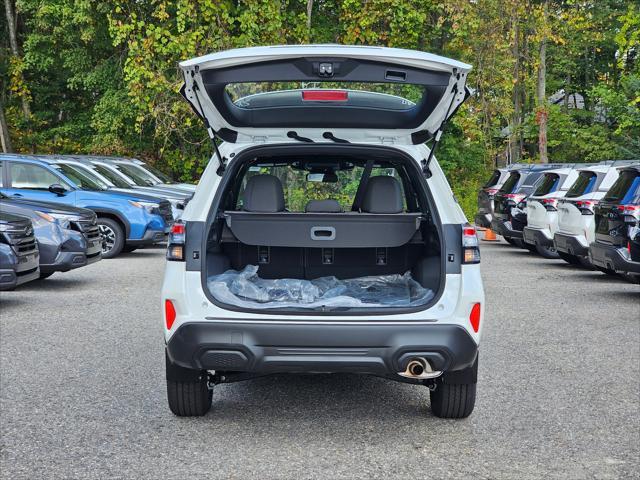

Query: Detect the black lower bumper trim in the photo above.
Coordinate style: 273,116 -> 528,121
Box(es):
166,322 -> 479,377
589,242 -> 640,274
523,227 -> 553,248
491,218 -> 523,239
126,229 -> 166,246
554,232 -> 588,256
475,213 -> 491,229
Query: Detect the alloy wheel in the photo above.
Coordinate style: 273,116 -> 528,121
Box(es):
98,224 -> 116,254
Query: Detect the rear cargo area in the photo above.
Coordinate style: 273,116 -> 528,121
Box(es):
202,145 -> 443,312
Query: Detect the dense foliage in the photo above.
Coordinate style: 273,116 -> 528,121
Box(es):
2,0 -> 639,218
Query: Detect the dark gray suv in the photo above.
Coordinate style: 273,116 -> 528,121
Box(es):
0,212 -> 40,290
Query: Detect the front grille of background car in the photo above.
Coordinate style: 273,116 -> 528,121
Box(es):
1,221 -> 38,256
74,217 -> 102,242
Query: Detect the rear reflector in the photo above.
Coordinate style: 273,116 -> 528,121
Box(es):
165,299 -> 176,330
469,303 -> 481,333
302,90 -> 348,101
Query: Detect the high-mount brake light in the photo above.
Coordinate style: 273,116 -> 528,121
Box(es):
165,299 -> 176,330
302,90 -> 349,102
462,224 -> 481,264
167,221 -> 186,261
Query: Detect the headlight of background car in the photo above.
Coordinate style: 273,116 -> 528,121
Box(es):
33,211 -> 56,228
129,200 -> 159,214
48,212 -> 81,229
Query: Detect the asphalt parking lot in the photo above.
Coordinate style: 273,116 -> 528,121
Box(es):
1,241 -> 638,479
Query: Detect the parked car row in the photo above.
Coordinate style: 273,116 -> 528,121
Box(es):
477,161 -> 640,283
0,154 -> 195,290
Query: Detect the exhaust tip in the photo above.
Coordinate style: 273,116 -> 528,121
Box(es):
398,357 -> 442,380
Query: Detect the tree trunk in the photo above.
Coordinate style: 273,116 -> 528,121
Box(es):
4,0 -> 31,120
509,9 -> 521,164
0,100 -> 12,153
306,0 -> 313,33
536,0 -> 549,163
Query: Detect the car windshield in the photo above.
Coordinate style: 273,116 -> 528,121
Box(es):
54,164 -> 107,191
140,163 -> 173,183
115,164 -> 157,186
533,173 -> 560,196
566,171 -> 597,198
92,164 -> 132,188
603,170 -> 640,203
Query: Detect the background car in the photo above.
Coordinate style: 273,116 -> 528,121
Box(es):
1,194 -> 101,279
0,212 -> 40,290
0,154 -> 173,258
475,167 -> 510,229
554,161 -> 638,267
589,165 -> 640,282
128,158 -> 196,192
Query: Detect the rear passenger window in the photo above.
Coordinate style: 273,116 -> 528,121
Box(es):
604,171 -> 640,203
9,162 -> 68,190
566,171 -> 597,198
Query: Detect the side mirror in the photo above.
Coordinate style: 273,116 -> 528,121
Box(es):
48,184 -> 68,196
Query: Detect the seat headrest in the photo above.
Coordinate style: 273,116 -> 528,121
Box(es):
242,174 -> 285,212
305,199 -> 343,213
361,176 -> 404,213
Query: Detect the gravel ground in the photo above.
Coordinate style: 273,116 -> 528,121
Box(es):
1,241 -> 639,479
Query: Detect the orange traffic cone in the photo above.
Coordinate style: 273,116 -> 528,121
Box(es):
482,228 -> 498,242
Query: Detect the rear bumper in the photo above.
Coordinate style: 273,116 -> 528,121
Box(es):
589,242 -> 640,274
523,226 -> 553,248
475,213 -> 492,229
554,232 -> 588,257
166,321 -> 479,377
491,218 -> 523,239
126,228 -> 166,246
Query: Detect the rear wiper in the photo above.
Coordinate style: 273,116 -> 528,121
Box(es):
287,131 -> 314,143
323,132 -> 349,143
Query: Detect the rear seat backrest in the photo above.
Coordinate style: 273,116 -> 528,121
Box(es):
242,174 -> 285,212
361,176 -> 404,213
305,199 -> 343,213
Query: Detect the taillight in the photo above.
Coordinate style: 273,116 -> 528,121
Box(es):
469,303 -> 481,333
504,193 -> 526,206
576,200 -> 597,215
541,198 -> 559,211
462,224 -> 481,264
165,299 -> 176,330
616,204 -> 640,223
302,90 -> 348,101
166,221 -> 185,261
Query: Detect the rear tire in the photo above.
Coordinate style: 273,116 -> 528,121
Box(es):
97,218 -> 125,259
558,251 -> 581,265
167,376 -> 212,417
535,244 -> 560,259
430,382 -> 476,419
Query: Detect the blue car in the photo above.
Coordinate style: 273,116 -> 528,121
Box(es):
0,154 -> 173,258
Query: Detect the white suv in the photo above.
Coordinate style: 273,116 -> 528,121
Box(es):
554,162 -> 638,267
161,45 -> 484,418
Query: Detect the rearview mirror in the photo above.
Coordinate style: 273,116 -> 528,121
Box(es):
307,172 -> 338,183
48,184 -> 68,196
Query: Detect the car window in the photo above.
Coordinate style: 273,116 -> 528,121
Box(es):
141,163 -> 172,183
603,170 -> 640,203
115,164 -> 156,186
533,173 -> 560,196
92,164 -> 133,188
9,162 -> 70,190
566,171 -> 597,198
499,172 -> 520,193
483,170 -> 502,188
53,164 -> 106,191
236,164 -> 407,212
